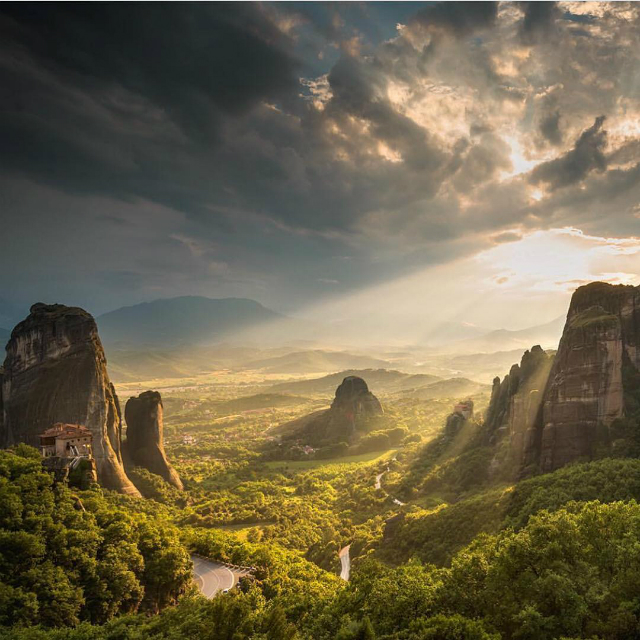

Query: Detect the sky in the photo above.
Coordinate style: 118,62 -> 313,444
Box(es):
1,2 -> 640,336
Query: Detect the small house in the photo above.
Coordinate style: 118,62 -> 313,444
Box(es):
454,400 -> 474,420
39,423 -> 93,458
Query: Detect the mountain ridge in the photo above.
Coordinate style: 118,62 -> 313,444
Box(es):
98,296 -> 283,347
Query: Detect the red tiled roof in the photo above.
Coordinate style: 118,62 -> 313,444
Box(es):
39,423 -> 92,439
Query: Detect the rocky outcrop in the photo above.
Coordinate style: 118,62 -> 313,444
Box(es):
289,376 -> 383,447
124,390 -> 183,490
485,345 -> 554,472
444,410 -> 467,439
538,282 -> 640,472
487,283 -> 640,475
331,376 -> 383,428
1,303 -> 139,495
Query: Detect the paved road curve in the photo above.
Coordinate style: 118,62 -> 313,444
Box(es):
339,544 -> 351,581
192,555 -> 235,598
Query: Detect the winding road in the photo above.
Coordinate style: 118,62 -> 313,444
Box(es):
375,466 -> 405,506
191,555 -> 235,598
339,461 -> 405,582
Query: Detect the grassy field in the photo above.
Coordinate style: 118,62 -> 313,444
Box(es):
264,448 -> 399,470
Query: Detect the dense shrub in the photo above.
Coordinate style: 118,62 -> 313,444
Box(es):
0,447 -> 191,627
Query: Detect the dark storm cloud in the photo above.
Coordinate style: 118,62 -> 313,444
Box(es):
411,1 -> 498,37
0,1 -> 454,237
1,3 -> 298,137
0,3 -> 301,213
519,2 -> 561,43
327,55 -> 445,172
530,116 -> 608,191
539,110 -> 563,146
1,1 -> 640,317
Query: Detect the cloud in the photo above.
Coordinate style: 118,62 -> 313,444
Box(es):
493,231 -> 523,244
1,4 -> 299,137
529,116 -> 607,190
519,1 -> 561,43
539,110 -> 563,145
0,4 -> 301,214
411,2 -> 498,37
1,1 -> 640,317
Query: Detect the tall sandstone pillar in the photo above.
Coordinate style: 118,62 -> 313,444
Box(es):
124,390 -> 183,490
1,303 -> 140,496
540,282 -> 640,471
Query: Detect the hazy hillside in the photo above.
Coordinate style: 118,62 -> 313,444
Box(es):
407,377 -> 491,400
268,368 -> 442,396
444,349 -> 532,382
243,350 -> 394,374
98,296 -> 282,347
419,320 -> 491,345
212,393 -> 312,415
105,346 -> 403,382
445,315 -> 565,353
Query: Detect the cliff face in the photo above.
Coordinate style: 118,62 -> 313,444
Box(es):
539,282 -> 640,471
291,375 -> 383,447
124,390 -> 183,490
486,282 -> 640,475
331,376 -> 383,425
485,345 -> 554,473
1,303 -> 139,495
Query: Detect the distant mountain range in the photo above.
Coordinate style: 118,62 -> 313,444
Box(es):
268,369 -> 441,396
243,350 -> 393,374
442,315 -> 565,354
267,368 -> 489,399
407,376 -> 490,400
98,296 -> 282,346
104,345 -> 403,383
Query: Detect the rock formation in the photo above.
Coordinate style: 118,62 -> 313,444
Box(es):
486,282 -> 640,475
1,303 -> 139,495
538,282 -> 640,472
124,390 -> 183,490
289,376 -> 383,447
485,345 -> 554,471
331,376 -> 383,427
444,410 -> 467,439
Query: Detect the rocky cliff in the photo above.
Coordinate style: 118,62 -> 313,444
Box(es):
485,345 -> 554,472
289,375 -> 384,447
538,282 -> 640,471
124,390 -> 183,490
331,376 -> 383,426
1,303 -> 139,495
486,282 -> 640,475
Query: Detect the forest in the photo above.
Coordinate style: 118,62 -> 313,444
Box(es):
5,355 -> 640,640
